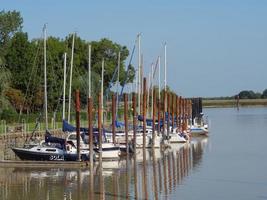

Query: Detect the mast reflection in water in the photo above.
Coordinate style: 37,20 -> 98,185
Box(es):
0,138 -> 208,200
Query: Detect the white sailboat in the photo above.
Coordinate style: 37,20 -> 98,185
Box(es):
12,26 -> 90,161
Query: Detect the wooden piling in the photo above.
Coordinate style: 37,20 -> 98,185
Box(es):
112,94 -> 116,145
163,154 -> 168,195
157,97 -> 161,135
124,93 -> 129,154
167,92 -> 170,139
189,99 -> 192,127
172,94 -> 175,131
179,96 -> 182,131
152,89 -> 156,147
75,90 -> 81,161
134,152 -> 138,199
142,149 -> 148,199
168,153 -> 172,193
132,93 -> 137,153
98,93 -> 102,162
88,97 -> 93,167
176,96 -> 179,129
172,152 -> 176,188
152,150 -> 159,200
183,98 -> 187,131
143,78 -> 147,149
99,163 -> 104,200
158,159 -> 162,193
163,90 -> 166,137
236,95 -> 240,110
89,163 -> 94,200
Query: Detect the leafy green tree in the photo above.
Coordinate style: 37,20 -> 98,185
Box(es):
5,87 -> 25,112
5,32 -> 34,90
90,38 -> 130,89
0,66 -> 11,112
1,12 -> 136,116
0,10 -> 23,63
262,89 -> 267,99
239,90 -> 259,99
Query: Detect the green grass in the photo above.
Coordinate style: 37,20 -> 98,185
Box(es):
0,113 -> 126,134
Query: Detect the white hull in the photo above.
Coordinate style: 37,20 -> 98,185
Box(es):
168,133 -> 187,143
95,143 -> 120,160
190,126 -> 208,136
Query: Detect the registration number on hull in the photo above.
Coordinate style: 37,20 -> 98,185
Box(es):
49,155 -> 64,161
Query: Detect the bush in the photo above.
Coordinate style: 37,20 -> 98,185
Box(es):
0,108 -> 18,123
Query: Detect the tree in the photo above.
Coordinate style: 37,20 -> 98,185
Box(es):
90,38 -> 130,90
5,87 -> 25,113
262,89 -> 267,99
239,90 -> 259,99
5,32 -> 34,91
0,10 -> 23,63
0,66 -> 11,112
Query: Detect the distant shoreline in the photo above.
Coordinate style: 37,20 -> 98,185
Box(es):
203,99 -> 267,108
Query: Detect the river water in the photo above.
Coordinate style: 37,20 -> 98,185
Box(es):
0,107 -> 266,200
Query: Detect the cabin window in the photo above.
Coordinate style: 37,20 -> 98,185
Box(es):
46,149 -> 56,152
68,135 -> 77,140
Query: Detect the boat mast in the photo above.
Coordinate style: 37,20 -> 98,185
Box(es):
43,24 -> 48,130
151,63 -> 154,118
88,44 -> 91,98
101,59 -> 104,124
62,53 -> 67,120
164,43 -> 167,91
67,33 -> 75,122
158,56 -> 161,99
147,70 -> 150,117
137,33 -> 141,114
135,69 -> 138,96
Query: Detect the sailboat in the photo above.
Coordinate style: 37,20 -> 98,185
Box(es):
12,26 -> 90,161
189,116 -> 209,136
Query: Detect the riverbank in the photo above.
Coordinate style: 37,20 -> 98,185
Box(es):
203,99 -> 267,107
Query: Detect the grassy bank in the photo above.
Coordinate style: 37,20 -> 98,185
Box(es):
203,99 -> 267,107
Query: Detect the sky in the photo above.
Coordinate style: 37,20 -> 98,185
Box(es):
2,0 -> 267,97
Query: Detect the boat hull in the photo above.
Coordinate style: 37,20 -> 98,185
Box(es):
94,144 -> 120,160
12,147 -> 65,161
12,147 -> 90,161
190,127 -> 209,137
168,133 -> 187,143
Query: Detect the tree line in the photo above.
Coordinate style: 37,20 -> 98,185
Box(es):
0,10 -> 135,121
203,89 -> 267,100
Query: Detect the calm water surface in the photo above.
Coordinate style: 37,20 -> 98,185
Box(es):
0,107 -> 267,200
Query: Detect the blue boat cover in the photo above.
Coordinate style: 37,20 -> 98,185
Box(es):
45,130 -> 66,146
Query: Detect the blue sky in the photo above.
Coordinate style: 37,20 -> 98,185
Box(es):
2,0 -> 267,97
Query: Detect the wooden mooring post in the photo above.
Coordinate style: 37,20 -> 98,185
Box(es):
152,89 -> 156,147
163,90 -> 166,137
75,90 -> 81,161
157,97 -> 161,135
132,93 -> 137,153
98,93 -> 102,162
112,94 -> 116,145
143,78 -> 147,149
172,94 -> 175,131
167,92 -> 170,140
124,93 -> 129,154
176,96 -> 179,129
179,96 -> 182,131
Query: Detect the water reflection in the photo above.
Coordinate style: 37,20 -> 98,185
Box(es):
0,138 -> 208,200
